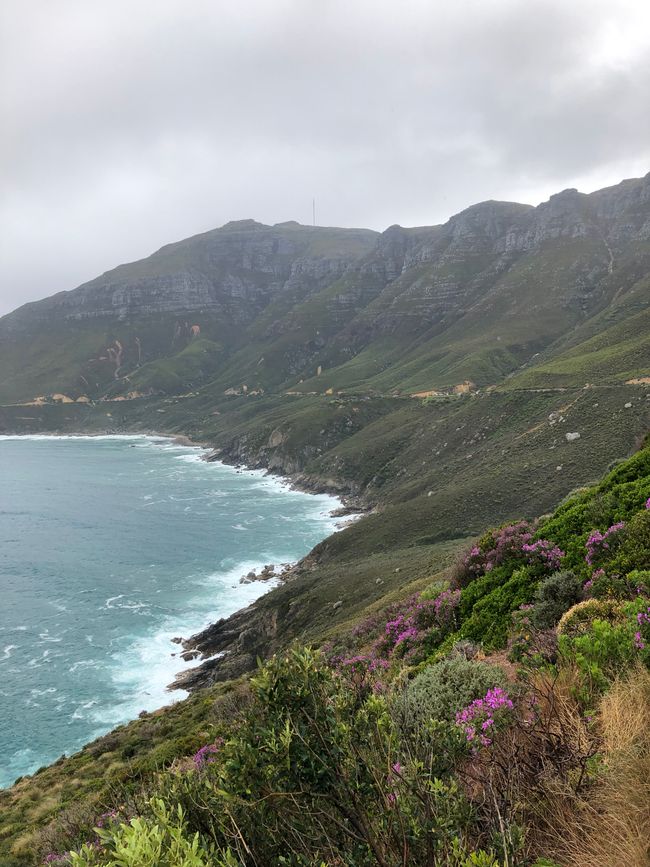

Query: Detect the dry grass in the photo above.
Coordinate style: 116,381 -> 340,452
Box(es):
544,665 -> 650,867
457,665 -> 599,860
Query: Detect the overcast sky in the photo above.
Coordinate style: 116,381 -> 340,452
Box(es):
1,0 -> 649,315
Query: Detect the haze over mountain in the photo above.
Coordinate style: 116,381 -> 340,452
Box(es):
3,0 -> 650,316
1,172 -> 649,407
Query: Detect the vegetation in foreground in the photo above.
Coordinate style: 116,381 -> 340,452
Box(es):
2,438 -> 650,865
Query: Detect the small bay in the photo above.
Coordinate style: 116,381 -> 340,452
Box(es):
0,435 -> 341,788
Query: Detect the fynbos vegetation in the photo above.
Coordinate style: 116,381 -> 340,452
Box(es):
3,436 -> 650,866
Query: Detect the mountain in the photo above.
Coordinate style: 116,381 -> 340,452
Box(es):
2,174 -> 650,865
2,174 -> 650,691
2,173 -> 650,407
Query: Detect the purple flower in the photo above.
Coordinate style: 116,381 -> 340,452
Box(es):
637,606 -> 650,626
455,687 -> 513,747
193,739 -> 223,769
585,522 -> 625,566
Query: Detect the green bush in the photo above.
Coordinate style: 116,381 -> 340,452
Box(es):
557,599 -> 624,635
152,648 -> 492,866
459,568 -> 536,649
625,569 -> 650,595
69,799 -> 227,866
530,571 -> 582,629
604,510 -> 650,574
398,657 -> 507,727
558,598 -> 648,698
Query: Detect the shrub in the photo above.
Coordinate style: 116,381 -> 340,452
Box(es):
587,569 -> 647,601
558,599 -> 650,700
624,569 -> 650,596
531,571 -> 583,629
455,686 -> 514,748
459,568 -> 537,649
399,657 -> 507,728
157,648 -> 491,866
604,510 -> 650,574
372,589 -> 461,661
557,599 -> 624,636
68,799 -> 224,866
585,522 -> 626,567
456,522 -> 563,588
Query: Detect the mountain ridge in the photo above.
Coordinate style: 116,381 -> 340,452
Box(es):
2,171 -> 649,406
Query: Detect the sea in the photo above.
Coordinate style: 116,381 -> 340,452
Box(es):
0,434 -> 342,788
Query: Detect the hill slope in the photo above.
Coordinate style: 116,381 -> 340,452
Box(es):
2,173 -> 650,406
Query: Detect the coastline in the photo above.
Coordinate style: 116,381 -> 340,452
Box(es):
0,431 -> 362,774
0,427 -> 369,514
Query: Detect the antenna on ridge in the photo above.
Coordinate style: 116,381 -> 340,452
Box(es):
312,198 -> 316,227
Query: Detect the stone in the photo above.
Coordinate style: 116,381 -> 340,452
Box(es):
565,432 -> 581,442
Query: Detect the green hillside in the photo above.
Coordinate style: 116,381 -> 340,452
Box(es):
2,433 -> 650,866
2,172 -> 650,866
2,176 -> 650,407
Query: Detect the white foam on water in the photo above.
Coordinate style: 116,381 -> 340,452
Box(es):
0,747 -> 43,787
93,561 -> 282,727
0,432 -> 355,787
173,453 -> 205,464
0,434 -> 160,442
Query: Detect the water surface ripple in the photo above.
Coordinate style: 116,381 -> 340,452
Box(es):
0,435 -> 340,788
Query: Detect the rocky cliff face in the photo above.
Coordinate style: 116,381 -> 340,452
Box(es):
1,172 -> 649,404
1,221 -> 378,333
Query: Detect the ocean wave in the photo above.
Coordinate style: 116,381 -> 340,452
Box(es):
68,659 -> 99,673
0,433 -> 347,787
92,561 -> 282,728
0,434 -> 158,442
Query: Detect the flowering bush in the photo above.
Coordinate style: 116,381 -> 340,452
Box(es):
585,522 -> 625,567
461,522 -> 534,582
459,522 -> 564,586
152,647 -> 497,866
399,657 -> 507,727
374,590 -> 461,660
635,603 -> 650,652
455,686 -> 514,748
192,739 -> 223,770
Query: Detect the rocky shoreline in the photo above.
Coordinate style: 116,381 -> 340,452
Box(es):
151,436 -> 366,691
0,426 -> 370,694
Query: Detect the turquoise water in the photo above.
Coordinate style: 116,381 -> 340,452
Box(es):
0,435 -> 341,788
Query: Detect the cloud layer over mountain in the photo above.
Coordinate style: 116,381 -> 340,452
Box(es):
1,0 -> 649,314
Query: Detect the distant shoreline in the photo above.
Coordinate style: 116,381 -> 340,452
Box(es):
0,430 -> 359,709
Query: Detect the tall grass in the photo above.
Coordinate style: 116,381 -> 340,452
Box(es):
547,665 -> 650,867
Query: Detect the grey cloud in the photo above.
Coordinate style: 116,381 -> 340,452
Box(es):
1,0 -> 649,314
